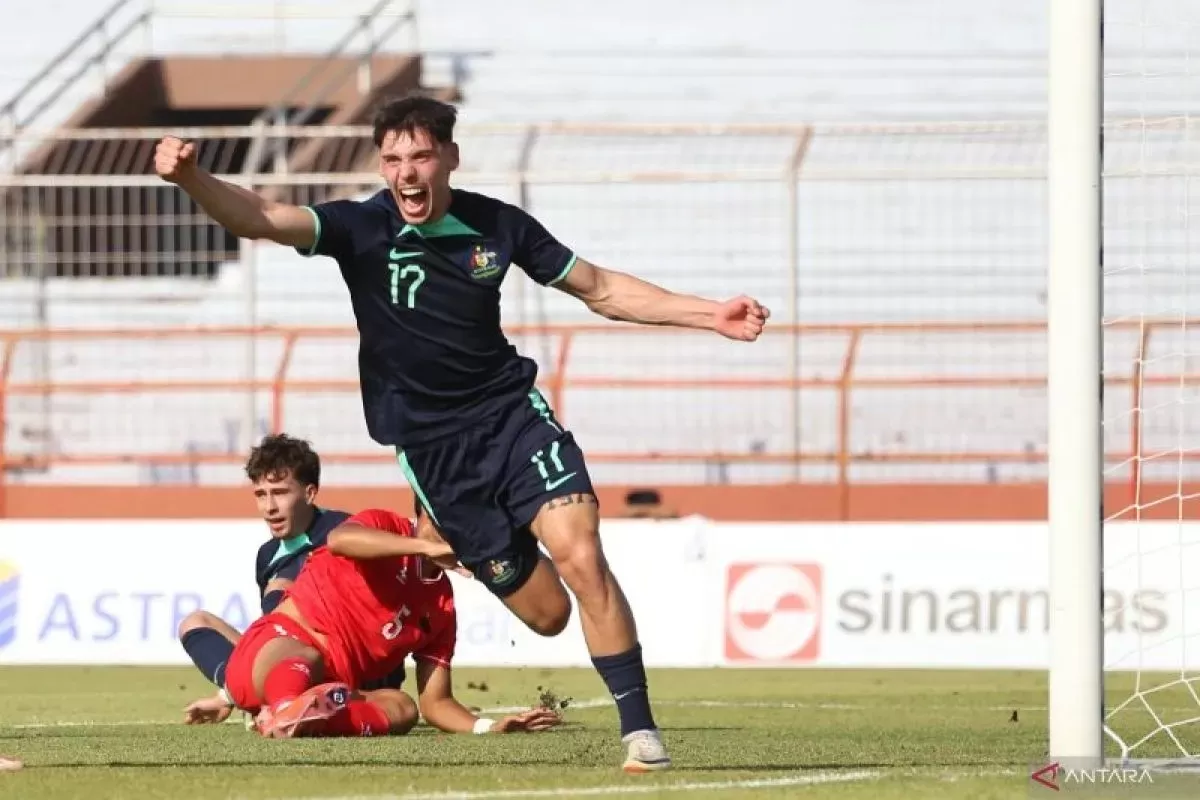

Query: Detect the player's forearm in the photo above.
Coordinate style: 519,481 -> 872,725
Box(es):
175,168 -> 279,239
585,270 -> 717,330
420,696 -> 488,734
327,525 -> 432,560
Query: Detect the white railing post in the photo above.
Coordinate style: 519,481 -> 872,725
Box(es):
786,130 -> 808,482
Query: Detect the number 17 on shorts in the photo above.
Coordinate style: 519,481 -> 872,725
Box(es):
530,441 -> 578,492
508,433 -> 595,523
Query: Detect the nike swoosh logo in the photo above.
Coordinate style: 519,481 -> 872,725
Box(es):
545,472 -> 578,491
389,249 -> 421,260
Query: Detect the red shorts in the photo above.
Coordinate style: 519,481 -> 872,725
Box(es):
225,613 -> 334,713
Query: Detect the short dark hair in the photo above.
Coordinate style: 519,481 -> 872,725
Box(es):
372,94 -> 457,148
245,433 -> 321,487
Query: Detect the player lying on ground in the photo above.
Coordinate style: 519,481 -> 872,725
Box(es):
219,506 -> 557,738
177,434 -> 405,724
155,94 -> 766,768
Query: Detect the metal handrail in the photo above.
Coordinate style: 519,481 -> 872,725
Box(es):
0,320 -> 1182,518
0,0 -> 139,125
7,14 -> 151,137
254,0 -> 407,125
286,9 -> 418,129
0,0 -> 419,171
0,0 -> 146,133
242,0 -> 418,176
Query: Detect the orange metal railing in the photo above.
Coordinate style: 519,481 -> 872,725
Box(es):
0,319 -> 1192,509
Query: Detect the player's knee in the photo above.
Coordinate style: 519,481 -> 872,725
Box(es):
389,691 -> 419,734
250,642 -> 325,697
499,553 -> 572,636
526,600 -> 571,637
551,537 -> 609,601
365,689 -> 418,735
177,610 -> 221,641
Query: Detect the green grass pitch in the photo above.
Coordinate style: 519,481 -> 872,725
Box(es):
2,666 -> 1199,798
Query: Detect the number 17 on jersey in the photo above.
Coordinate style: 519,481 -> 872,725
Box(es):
389,261 -> 425,309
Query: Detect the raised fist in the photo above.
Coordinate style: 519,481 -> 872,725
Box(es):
154,136 -> 197,184
713,295 -> 770,342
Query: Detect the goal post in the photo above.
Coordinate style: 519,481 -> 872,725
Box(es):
1047,0 -> 1105,764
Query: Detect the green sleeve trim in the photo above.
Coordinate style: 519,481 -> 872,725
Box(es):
396,449 -> 440,526
301,206 -> 321,256
268,533 -> 312,566
546,253 -> 578,286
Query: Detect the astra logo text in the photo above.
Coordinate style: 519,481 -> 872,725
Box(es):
31,591 -> 255,642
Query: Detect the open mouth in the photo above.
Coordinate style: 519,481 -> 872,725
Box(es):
398,186 -> 431,220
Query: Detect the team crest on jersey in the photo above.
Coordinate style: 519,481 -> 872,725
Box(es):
486,558 -> 518,586
470,245 -> 502,280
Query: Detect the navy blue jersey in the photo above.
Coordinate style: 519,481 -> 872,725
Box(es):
254,507 -> 350,599
296,188 -> 576,447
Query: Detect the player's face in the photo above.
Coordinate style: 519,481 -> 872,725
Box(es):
378,127 -> 459,225
252,470 -> 318,539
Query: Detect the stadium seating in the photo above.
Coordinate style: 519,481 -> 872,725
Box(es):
1,0 -> 1196,486
2,0 -> 1194,128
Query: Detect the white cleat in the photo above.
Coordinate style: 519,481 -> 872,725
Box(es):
621,729 -> 672,774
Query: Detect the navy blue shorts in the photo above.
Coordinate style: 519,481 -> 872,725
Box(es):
397,388 -> 596,597
360,663 -> 406,691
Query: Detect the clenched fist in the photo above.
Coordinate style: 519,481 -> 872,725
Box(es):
154,136 -> 197,184
713,295 -> 770,342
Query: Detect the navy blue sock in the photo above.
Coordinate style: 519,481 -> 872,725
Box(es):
180,627 -> 235,688
591,643 -> 656,737
261,590 -> 285,614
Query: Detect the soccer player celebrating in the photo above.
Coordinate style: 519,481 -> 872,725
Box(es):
178,434 -> 404,725
221,507 -> 558,739
155,95 -> 768,769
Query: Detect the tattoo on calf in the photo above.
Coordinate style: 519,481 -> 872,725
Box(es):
544,493 -> 597,512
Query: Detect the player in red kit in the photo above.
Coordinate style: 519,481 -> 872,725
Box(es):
222,507 -> 561,738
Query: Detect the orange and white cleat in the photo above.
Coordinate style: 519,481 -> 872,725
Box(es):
255,682 -> 351,739
621,729 -> 672,774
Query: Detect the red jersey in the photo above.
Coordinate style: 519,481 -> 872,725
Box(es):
285,508 -> 456,687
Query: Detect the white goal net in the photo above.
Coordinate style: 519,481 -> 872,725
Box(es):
1097,0 -> 1200,762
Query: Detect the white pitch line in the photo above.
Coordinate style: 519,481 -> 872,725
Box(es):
6,700 -> 616,730
285,770 -> 881,800
10,719 -> 168,730
474,697 -> 611,714
481,697 -> 1050,714
936,767 -> 1023,782
0,696 -> 1090,730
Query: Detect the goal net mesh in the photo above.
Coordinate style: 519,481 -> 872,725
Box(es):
1102,0 -> 1200,760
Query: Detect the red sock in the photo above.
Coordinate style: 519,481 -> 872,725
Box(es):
263,658 -> 316,706
321,700 -> 391,737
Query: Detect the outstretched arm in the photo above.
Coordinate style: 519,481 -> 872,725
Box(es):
154,136 -> 316,248
328,510 -> 471,576
509,206 -> 769,340
416,659 -> 560,734
327,522 -> 446,561
415,659 -> 482,733
554,257 -> 770,341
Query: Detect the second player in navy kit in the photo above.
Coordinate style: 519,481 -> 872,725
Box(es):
155,95 -> 769,771
178,435 -> 405,725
